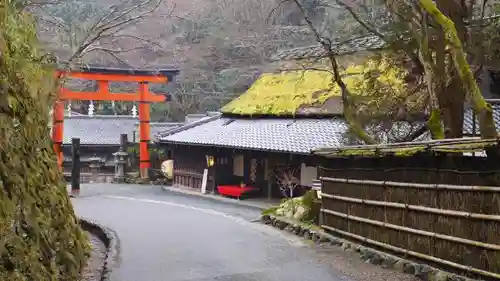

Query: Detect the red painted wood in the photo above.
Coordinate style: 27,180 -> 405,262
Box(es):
217,185 -> 257,197
139,83 -> 151,169
59,89 -> 165,102
57,71 -> 169,83
52,100 -> 64,169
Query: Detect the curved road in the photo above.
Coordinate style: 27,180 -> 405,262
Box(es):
71,184 -> 415,281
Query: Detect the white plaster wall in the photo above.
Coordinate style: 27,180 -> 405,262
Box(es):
233,155 -> 244,176
300,163 -> 318,187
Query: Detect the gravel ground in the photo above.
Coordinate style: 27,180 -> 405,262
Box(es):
313,243 -> 419,281
80,232 -> 107,281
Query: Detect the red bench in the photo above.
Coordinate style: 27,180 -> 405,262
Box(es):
217,185 -> 257,199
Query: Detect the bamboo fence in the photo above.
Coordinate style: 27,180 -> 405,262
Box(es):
319,165 -> 500,186
313,137 -> 499,157
320,177 -> 500,280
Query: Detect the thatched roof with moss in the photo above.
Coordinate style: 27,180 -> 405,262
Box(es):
313,137 -> 499,157
221,56 -> 411,117
220,70 -> 343,117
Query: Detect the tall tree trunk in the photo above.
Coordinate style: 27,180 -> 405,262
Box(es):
436,0 -> 467,138
419,15 -> 444,139
419,0 -> 497,139
329,54 -> 376,144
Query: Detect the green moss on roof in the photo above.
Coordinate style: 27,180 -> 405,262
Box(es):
221,56 -> 409,116
221,70 -> 338,116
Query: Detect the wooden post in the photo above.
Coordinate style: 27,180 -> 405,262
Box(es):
266,158 -> 274,199
267,179 -> 273,199
243,153 -> 251,184
120,133 -> 128,154
71,138 -> 80,196
138,82 -> 151,179
211,154 -> 218,194
52,99 -> 65,170
256,157 -> 265,193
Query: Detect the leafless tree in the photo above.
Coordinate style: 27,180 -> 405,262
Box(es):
167,0 -> 316,113
274,166 -> 300,198
283,0 -> 500,141
33,0 -> 174,66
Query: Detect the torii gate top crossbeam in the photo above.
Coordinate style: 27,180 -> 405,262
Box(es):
56,66 -> 179,102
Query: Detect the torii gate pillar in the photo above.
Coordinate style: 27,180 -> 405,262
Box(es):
53,66 -> 179,179
138,82 -> 151,179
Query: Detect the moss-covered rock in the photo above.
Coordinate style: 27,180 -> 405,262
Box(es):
265,190 -> 321,224
0,2 -> 89,280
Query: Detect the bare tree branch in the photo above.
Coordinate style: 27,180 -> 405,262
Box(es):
34,0 -> 173,66
286,0 -> 376,144
68,0 -> 169,63
273,166 -> 300,198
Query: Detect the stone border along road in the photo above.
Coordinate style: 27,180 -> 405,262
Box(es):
79,218 -> 121,281
261,215 -> 478,281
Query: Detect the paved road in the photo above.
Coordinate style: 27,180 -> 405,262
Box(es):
71,184 -> 356,281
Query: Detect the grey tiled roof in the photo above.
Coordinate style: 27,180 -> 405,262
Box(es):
463,102 -> 500,135
63,115 -> 137,145
271,35 -> 385,61
159,117 -> 348,154
157,113 -> 222,139
133,122 -> 184,143
62,115 -> 181,145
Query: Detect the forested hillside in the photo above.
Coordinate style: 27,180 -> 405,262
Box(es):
27,0 -> 500,142
30,0 -> 358,121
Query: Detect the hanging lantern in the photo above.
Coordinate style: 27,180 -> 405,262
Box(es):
131,103 -> 137,118
67,100 -> 72,116
88,101 -> 94,117
205,155 -> 215,167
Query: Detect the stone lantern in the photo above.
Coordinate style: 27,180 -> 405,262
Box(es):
88,155 -> 103,183
113,134 -> 129,183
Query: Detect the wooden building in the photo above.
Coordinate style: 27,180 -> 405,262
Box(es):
157,70 -> 371,199
158,34 -> 500,198
61,114 -> 182,181
159,116 -> 345,199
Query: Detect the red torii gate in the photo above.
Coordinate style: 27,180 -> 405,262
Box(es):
52,66 -> 179,179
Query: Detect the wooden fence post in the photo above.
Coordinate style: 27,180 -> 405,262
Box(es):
71,138 -> 80,197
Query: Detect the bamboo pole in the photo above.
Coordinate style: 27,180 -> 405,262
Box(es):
321,193 -> 500,222
315,137 -> 484,151
321,224 -> 500,280
313,137 -> 498,156
321,208 -> 500,251
313,137 -> 492,153
320,177 -> 500,192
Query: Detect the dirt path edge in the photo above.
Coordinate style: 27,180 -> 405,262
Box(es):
79,217 -> 121,281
